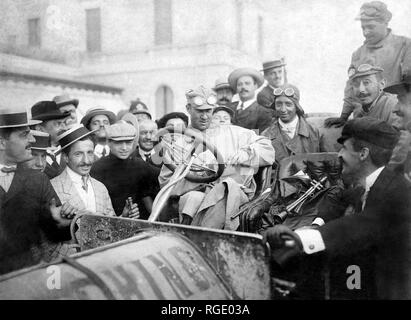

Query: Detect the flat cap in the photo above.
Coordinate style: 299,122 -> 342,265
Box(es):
213,78 -> 232,91
348,63 -> 384,80
337,117 -> 400,149
106,122 -> 136,141
185,86 -> 217,110
355,1 -> 392,22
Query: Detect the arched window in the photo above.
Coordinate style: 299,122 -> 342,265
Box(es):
155,85 -> 174,116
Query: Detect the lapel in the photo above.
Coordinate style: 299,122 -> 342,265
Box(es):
59,168 -> 86,210
3,169 -> 26,204
364,168 -> 395,211
90,177 -> 102,213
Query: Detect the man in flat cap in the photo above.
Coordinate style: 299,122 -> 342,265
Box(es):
51,125 -> 115,218
53,94 -> 79,129
263,117 -> 411,299
0,108 -> 74,274
228,68 -> 273,133
31,100 -> 70,179
158,86 -> 275,230
257,58 -> 288,110
81,107 -> 116,159
212,77 -> 234,107
91,122 -> 159,219
326,1 -> 411,128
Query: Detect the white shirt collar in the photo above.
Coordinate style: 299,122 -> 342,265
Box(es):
278,117 -> 299,138
139,147 -> 155,159
66,166 -> 89,184
239,97 -> 256,111
365,166 -> 385,192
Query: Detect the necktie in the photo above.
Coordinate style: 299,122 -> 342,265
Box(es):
145,153 -> 152,162
361,188 -> 369,211
102,147 -> 107,157
81,176 -> 89,192
1,166 -> 17,173
238,103 -> 244,113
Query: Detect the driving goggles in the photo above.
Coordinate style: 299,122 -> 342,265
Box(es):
190,95 -> 218,106
273,87 -> 296,97
348,64 -> 382,77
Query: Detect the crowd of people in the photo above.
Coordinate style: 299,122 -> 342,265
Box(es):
1,0 -> 411,299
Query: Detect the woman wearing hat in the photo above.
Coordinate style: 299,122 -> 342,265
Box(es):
261,84 -> 322,162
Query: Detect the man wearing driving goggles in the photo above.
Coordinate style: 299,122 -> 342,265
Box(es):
325,1 -> 411,128
261,84 -> 322,162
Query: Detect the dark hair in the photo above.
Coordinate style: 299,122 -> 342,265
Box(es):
62,136 -> 95,156
352,137 -> 393,167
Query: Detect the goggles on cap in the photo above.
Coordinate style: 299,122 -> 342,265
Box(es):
191,95 -> 217,107
360,7 -> 378,16
348,64 -> 381,77
273,87 -> 296,97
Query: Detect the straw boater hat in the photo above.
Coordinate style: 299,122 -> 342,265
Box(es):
228,68 -> 265,92
30,130 -> 50,150
0,109 -> 42,128
55,125 -> 95,155
260,60 -> 286,72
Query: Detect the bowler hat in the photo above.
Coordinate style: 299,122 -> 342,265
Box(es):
0,109 -> 42,128
213,78 -> 232,91
337,117 -> 400,149
80,107 -> 117,128
261,60 -> 286,72
53,94 -> 79,109
31,101 -> 71,121
157,112 -> 189,128
132,109 -> 152,119
228,68 -> 265,92
106,122 -> 136,141
31,130 -> 50,150
384,73 -> 411,95
56,125 -> 95,154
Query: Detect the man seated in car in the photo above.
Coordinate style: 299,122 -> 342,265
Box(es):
158,86 -> 275,230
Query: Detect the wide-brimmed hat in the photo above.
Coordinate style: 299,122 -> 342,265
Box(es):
0,109 -> 42,128
157,112 -> 189,128
53,94 -> 79,109
80,107 -> 117,128
30,130 -> 50,150
261,60 -> 286,72
56,125 -> 95,155
213,106 -> 235,118
31,101 -> 70,121
213,78 -> 232,91
228,68 -> 265,91
384,73 -> 411,95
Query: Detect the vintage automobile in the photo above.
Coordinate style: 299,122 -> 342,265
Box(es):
0,120 -> 342,300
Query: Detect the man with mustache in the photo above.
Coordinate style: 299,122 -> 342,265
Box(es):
0,109 -> 75,274
212,78 -> 234,106
51,125 -> 115,217
261,84 -> 322,162
325,1 -> 411,128
257,59 -> 288,110
228,68 -> 273,133
263,117 -> 411,299
30,100 -> 70,179
80,107 -> 116,159
137,119 -> 160,169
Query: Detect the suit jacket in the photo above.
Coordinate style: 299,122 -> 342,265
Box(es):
261,117 -> 322,163
0,168 -> 70,275
230,101 -> 273,134
44,151 -> 66,180
320,168 -> 411,299
51,168 -> 115,217
257,85 -> 276,109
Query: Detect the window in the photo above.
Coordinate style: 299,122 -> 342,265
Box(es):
28,18 -> 41,47
258,16 -> 264,55
86,8 -> 101,52
154,0 -> 172,45
155,86 -> 174,116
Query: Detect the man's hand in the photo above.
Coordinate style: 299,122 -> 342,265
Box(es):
324,117 -> 347,128
49,198 -> 73,228
245,204 -> 266,232
121,198 -> 140,219
180,214 -> 193,225
262,225 -> 303,266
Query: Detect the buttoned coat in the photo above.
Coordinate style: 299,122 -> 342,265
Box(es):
230,101 -> 273,134
51,168 -> 115,216
261,117 -> 322,163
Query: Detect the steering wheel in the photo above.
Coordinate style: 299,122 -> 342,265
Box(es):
153,126 -> 225,183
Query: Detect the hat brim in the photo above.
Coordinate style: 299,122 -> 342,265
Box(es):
213,84 -> 233,91
213,106 -> 235,117
108,136 -> 136,141
260,64 -> 286,72
32,112 -> 70,122
80,110 -> 117,127
228,68 -> 265,91
55,129 -> 97,155
131,110 -> 152,119
31,147 -> 48,151
57,99 -> 79,108
0,119 -> 42,129
384,81 -> 410,95
350,70 -> 382,81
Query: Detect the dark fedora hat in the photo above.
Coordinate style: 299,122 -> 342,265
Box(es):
30,130 -> 50,150
55,125 -> 95,155
384,73 -> 411,95
53,94 -> 79,108
31,101 -> 70,121
261,59 -> 286,72
0,109 -> 42,128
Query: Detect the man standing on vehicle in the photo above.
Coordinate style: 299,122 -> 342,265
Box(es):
158,86 -> 275,230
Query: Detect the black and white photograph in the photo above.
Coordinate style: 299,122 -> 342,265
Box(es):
1,0 -> 411,306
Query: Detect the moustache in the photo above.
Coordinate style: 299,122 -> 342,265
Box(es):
358,93 -> 370,98
239,89 -> 249,94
